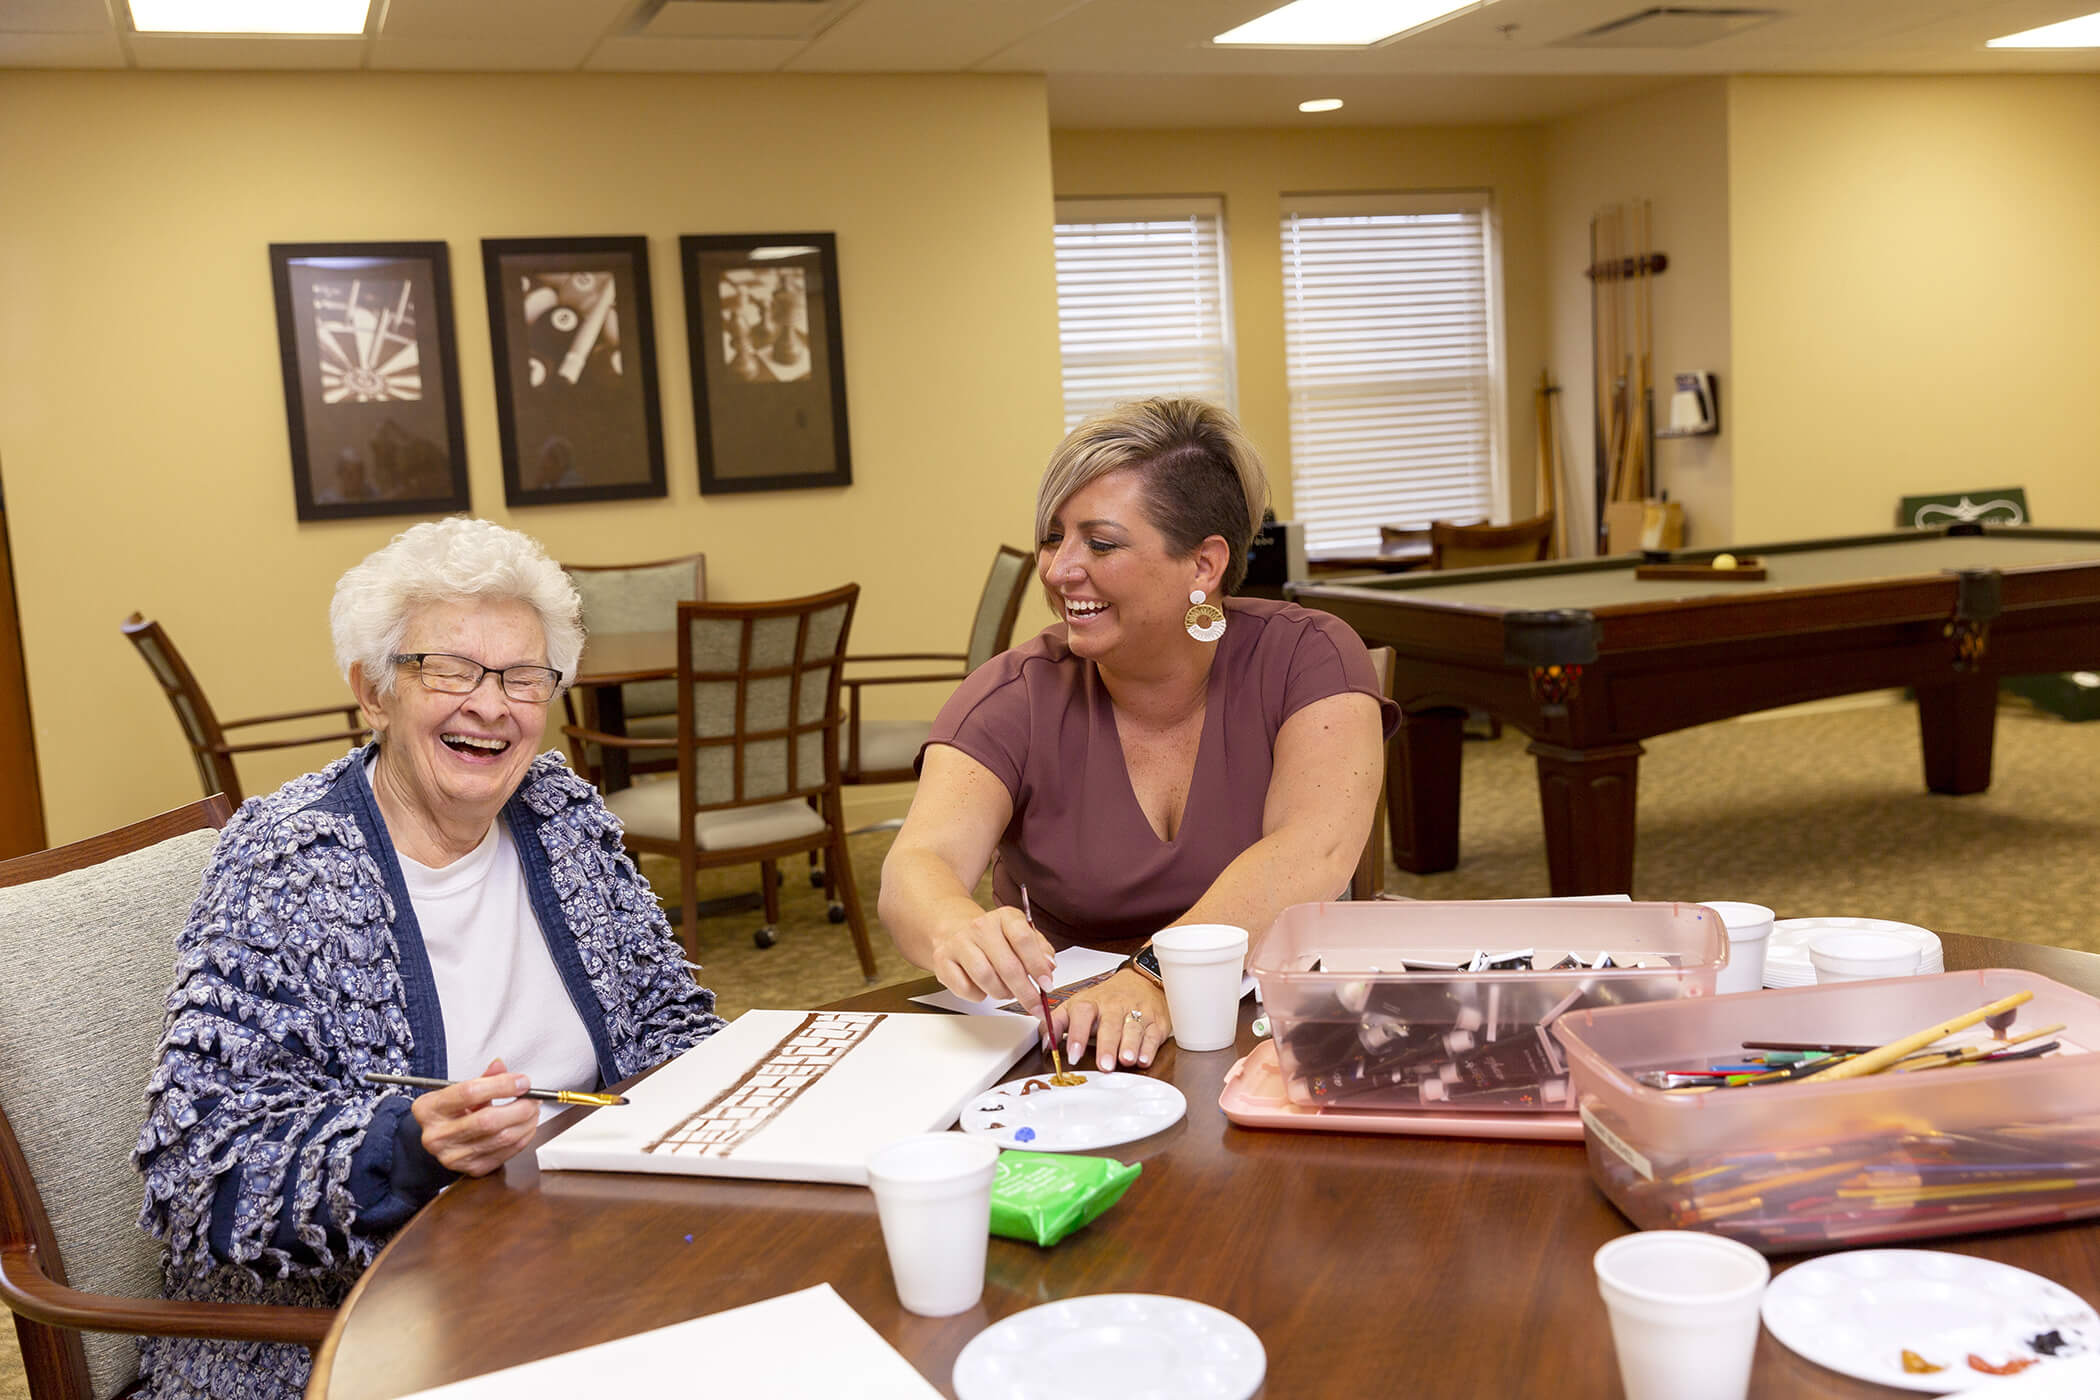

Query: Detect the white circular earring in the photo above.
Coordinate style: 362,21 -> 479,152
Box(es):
1184,588 -> 1226,642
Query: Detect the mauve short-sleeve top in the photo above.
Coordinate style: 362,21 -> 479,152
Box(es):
920,596 -> 1401,950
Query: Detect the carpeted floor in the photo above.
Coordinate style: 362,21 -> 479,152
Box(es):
6,696 -> 2095,1396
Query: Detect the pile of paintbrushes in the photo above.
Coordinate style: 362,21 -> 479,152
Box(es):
1636,990 -> 2059,1094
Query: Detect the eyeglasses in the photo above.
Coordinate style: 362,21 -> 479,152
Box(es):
392,653 -> 562,704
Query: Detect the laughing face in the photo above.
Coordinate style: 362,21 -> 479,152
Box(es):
1039,469 -> 1214,664
355,597 -> 551,837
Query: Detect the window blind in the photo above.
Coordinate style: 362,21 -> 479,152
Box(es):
1280,193 -> 1503,555
1053,197 -> 1236,432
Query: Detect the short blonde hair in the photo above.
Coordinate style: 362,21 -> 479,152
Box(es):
330,517 -> 583,694
1034,398 -> 1270,595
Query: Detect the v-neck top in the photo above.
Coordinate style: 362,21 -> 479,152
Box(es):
922,596 -> 1400,949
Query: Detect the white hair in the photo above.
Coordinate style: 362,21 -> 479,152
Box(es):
330,517 -> 584,695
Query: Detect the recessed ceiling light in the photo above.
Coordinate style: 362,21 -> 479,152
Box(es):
1216,0 -> 1485,47
1987,9 -> 2100,47
129,0 -> 372,35
1299,98 -> 1346,113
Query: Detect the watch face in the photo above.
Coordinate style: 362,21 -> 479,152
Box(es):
1135,946 -> 1164,982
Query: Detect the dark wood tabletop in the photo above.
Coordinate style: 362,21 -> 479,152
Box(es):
572,630 -> 675,688
308,932 -> 2100,1399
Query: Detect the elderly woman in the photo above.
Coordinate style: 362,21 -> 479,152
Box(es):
132,518 -> 721,1400
880,398 -> 1398,1072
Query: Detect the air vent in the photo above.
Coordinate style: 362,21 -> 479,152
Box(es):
629,0 -> 839,40
1553,7 -> 1783,48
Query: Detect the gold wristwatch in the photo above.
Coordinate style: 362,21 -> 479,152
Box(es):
1122,942 -> 1164,988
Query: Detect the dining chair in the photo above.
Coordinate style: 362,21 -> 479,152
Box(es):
568,586 -> 879,977
1350,647 -> 1396,902
0,797 -> 335,1400
121,613 -> 367,806
1428,514 -> 1554,570
842,544 -> 1032,787
560,553 -> 707,785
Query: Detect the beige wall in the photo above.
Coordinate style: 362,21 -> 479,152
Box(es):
1546,79 -> 1733,550
0,72 -> 1065,843
1050,125 -> 1548,523
1728,75 -> 2100,540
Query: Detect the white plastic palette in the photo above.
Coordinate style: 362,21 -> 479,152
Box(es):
1761,1250 -> 2098,1392
958,1070 -> 1185,1152
953,1294 -> 1264,1400
1763,917 -> 1945,988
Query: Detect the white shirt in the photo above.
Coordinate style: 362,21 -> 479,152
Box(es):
396,818 -> 602,1120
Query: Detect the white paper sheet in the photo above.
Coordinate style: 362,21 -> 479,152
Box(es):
393,1284 -> 941,1399
911,946 -> 1257,1016
536,1009 -> 1036,1184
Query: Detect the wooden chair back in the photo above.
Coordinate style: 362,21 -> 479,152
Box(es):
1429,515 -> 1554,571
0,797 -> 332,1400
964,545 -> 1033,671
673,586 -> 858,817
120,615 -> 237,802
120,614 -> 365,806
1350,647 -> 1395,902
562,554 -> 708,782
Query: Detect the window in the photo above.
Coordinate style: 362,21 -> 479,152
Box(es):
1280,193 -> 1505,554
1053,197 -> 1236,431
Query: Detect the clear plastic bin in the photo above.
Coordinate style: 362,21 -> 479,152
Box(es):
1248,901 -> 1724,1113
1551,969 -> 2100,1253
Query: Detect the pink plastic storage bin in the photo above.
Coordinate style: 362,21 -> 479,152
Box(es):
1248,901 -> 1724,1114
1551,969 -> 2100,1253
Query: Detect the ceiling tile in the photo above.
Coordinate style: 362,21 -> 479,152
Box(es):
585,34 -> 804,70
0,30 -> 125,65
128,34 -> 365,69
785,0 -> 1072,71
380,0 -> 634,42
372,35 -> 602,69
635,1 -> 849,41
1046,70 -> 1679,127
0,0 -> 113,33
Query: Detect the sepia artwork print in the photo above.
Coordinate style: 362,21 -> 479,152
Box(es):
483,236 -> 667,507
680,233 -> 853,495
270,242 -> 470,523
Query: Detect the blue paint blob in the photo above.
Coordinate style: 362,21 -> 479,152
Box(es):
1014,1127 -> 1037,1143
684,1234 -> 693,1243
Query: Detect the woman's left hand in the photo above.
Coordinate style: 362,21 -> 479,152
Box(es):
1053,967 -> 1169,1072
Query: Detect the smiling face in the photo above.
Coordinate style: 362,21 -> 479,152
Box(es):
354,596 -> 551,840
1038,469 -> 1223,665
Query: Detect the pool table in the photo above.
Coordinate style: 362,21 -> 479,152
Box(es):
1287,526 -> 2100,896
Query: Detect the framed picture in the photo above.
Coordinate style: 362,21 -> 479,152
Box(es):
269,242 -> 470,522
679,232 -> 852,494
483,236 -> 667,507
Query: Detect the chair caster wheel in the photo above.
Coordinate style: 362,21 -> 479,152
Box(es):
827,902 -> 846,925
809,870 -> 827,888
754,926 -> 777,949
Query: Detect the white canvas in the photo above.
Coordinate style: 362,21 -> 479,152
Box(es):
536,1009 -> 1037,1184
394,1284 -> 941,1399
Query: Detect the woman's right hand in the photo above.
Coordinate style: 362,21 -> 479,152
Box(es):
411,1058 -> 539,1177
928,905 -> 1058,1017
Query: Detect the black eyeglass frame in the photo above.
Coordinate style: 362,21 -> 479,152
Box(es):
391,652 -> 565,703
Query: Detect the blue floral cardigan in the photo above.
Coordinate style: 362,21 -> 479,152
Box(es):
132,748 -> 724,1400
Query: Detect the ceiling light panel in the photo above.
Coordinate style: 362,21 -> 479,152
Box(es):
1988,10 -> 2100,48
129,0 -> 371,34
1214,0 -> 1488,48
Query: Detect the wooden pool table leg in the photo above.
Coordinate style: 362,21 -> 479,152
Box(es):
1529,740 -> 1644,896
1390,707 -> 1465,873
1915,672 -> 1998,794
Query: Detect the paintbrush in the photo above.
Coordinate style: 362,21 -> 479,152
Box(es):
363,1072 -> 625,1107
1798,990 -> 2036,1083
1020,885 -> 1083,1086
1897,1023 -> 2065,1073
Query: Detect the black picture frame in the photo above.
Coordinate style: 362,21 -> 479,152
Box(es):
679,232 -> 852,495
483,236 -> 668,508
269,241 -> 470,523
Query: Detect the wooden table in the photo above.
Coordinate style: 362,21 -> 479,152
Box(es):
1288,526 -> 2100,895
570,630 -> 674,793
309,932 -> 2100,1399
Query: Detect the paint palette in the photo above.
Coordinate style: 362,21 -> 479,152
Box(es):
959,1070 -> 1186,1152
1761,1250 -> 2099,1391
953,1294 -> 1264,1400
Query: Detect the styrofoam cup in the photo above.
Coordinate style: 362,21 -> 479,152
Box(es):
1808,931 -> 1923,983
864,1133 -> 1001,1316
1152,924 -> 1249,1052
1594,1231 -> 1769,1400
1698,901 -> 1775,995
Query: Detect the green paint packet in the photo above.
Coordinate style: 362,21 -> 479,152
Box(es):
989,1151 -> 1142,1246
